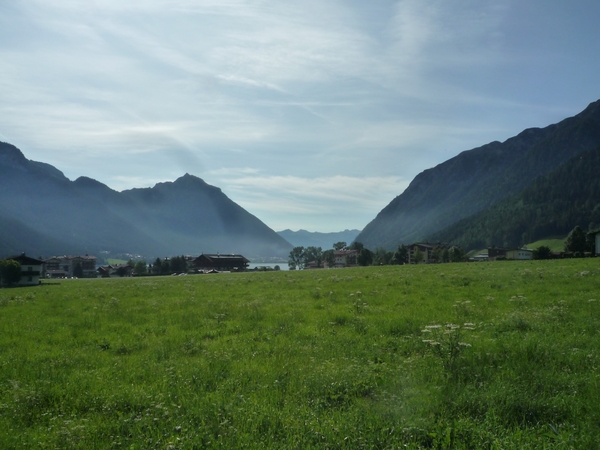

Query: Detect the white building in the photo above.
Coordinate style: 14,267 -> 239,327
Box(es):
332,249 -> 359,267
44,255 -> 97,278
505,248 -> 533,260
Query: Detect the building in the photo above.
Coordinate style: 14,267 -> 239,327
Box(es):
407,243 -> 451,264
44,255 -> 97,278
487,247 -> 507,261
591,230 -> 600,256
488,247 -> 533,260
192,254 -> 250,272
332,249 -> 359,268
0,253 -> 44,287
97,264 -> 133,278
505,248 -> 533,260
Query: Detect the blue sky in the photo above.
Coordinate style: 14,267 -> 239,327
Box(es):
1,1 -> 599,232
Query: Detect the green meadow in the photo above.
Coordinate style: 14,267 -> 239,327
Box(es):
526,239 -> 566,252
1,260 -> 599,449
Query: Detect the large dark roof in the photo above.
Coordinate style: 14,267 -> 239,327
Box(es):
194,254 -> 250,264
3,253 -> 44,265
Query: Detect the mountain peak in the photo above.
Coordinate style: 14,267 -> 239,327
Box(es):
74,176 -> 114,191
0,147 -> 291,258
0,141 -> 28,167
171,173 -> 221,192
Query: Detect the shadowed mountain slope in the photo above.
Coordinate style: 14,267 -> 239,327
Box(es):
428,144 -> 600,251
0,142 -> 292,259
356,99 -> 600,250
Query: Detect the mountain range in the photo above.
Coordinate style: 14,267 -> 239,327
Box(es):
0,143 -> 292,260
356,99 -> 600,251
3,99 -> 600,259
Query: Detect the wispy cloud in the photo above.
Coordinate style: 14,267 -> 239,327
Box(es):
206,170 -> 409,231
1,1 -> 599,231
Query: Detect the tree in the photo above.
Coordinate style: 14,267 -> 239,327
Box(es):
533,245 -> 552,260
430,247 -> 442,264
413,247 -> 424,264
170,256 -> 187,274
449,246 -> 465,263
322,249 -> 335,268
288,246 -> 305,270
392,245 -> 408,265
586,231 -> 597,253
373,247 -> 393,265
73,262 -> 83,278
357,248 -> 373,266
152,258 -> 162,275
0,259 -> 21,286
564,226 -> 587,253
304,246 -> 323,268
349,242 -> 364,252
161,259 -> 171,275
333,241 -> 347,251
441,248 -> 450,263
134,261 -> 148,276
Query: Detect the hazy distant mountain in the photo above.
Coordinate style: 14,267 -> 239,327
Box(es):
0,142 -> 292,259
277,229 -> 361,249
356,99 -> 600,250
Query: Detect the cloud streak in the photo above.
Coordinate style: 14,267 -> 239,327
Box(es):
1,1 -> 599,231
209,171 -> 409,232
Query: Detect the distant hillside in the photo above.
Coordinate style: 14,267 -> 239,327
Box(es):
356,99 -> 600,250
428,144 -> 600,250
0,142 -> 292,259
277,229 -> 361,249
0,214 -> 73,257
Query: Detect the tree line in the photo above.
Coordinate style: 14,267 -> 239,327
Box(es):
130,256 -> 190,276
288,242 -> 415,270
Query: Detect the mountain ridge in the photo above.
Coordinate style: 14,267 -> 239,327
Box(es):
355,99 -> 600,250
0,142 -> 292,259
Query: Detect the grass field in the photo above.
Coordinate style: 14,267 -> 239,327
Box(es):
106,259 -> 128,266
1,259 -> 599,449
526,238 -> 566,252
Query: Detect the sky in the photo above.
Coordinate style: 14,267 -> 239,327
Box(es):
1,1 -> 600,233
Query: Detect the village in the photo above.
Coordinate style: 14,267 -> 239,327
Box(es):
2,230 -> 599,288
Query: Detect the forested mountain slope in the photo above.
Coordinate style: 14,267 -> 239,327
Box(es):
356,100 -> 600,249
428,145 -> 600,250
